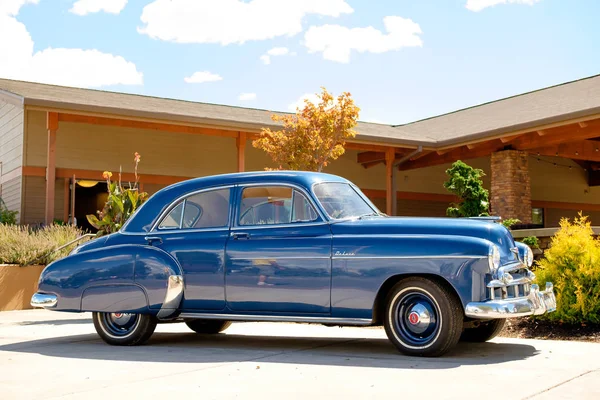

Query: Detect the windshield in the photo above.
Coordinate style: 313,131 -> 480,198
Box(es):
313,182 -> 378,220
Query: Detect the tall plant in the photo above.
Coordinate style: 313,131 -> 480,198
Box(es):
0,197 -> 18,225
444,160 -> 490,217
87,152 -> 148,236
253,87 -> 360,171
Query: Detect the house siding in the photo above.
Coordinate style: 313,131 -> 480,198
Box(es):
0,98 -> 24,222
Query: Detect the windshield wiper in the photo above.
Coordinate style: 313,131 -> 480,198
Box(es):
357,212 -> 384,219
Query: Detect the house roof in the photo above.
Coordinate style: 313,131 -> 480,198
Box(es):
0,78 -> 433,147
398,74 -> 600,146
1,74 -> 600,149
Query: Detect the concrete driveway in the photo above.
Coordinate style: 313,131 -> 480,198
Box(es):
0,310 -> 599,399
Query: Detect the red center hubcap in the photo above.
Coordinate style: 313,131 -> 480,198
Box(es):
408,311 -> 420,325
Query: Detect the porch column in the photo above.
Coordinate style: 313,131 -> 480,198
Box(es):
45,112 -> 58,225
490,150 -> 532,223
385,147 -> 396,215
237,132 -> 246,172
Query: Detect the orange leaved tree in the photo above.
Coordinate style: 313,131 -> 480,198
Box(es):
253,88 -> 360,172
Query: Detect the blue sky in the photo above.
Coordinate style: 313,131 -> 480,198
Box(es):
2,0 -> 599,124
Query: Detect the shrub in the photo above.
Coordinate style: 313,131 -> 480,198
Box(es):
0,224 -> 86,266
535,213 -> 600,324
0,197 -> 18,225
87,152 -> 148,236
444,160 -> 490,217
521,236 -> 539,249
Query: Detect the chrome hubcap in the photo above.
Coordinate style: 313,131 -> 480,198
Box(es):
394,292 -> 439,346
100,312 -> 139,337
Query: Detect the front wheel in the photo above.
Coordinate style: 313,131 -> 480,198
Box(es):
460,319 -> 506,342
383,277 -> 463,357
93,312 -> 157,346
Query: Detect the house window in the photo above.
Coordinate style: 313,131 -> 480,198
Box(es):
532,207 -> 544,226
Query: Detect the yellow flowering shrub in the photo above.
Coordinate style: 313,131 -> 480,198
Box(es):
535,213 -> 600,323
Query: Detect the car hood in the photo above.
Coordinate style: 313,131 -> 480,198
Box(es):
330,216 -> 518,262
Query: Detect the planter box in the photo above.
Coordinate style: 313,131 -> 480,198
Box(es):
0,264 -> 45,311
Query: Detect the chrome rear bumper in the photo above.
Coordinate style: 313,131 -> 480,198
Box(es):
465,282 -> 557,319
31,293 -> 58,308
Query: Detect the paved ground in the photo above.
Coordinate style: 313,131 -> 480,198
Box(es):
0,310 -> 599,399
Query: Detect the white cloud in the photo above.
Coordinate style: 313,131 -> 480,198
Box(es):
70,0 -> 128,15
138,0 -> 353,45
288,93 -> 321,111
238,92 -> 257,101
304,16 -> 423,63
465,0 -> 541,12
184,71 -> 223,83
260,47 -> 293,65
0,1 -> 142,87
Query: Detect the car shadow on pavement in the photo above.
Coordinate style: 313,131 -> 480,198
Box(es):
0,330 -> 539,369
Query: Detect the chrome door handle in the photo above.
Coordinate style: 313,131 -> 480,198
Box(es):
230,232 -> 250,240
144,236 -> 163,245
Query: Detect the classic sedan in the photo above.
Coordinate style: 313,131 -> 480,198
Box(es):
31,171 -> 556,356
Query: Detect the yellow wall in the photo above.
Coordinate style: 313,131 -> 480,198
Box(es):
21,110 -> 600,226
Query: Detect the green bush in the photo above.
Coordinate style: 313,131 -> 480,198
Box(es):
535,213 -> 600,324
521,236 -> 539,249
0,198 -> 18,225
444,160 -> 490,217
0,224 -> 86,266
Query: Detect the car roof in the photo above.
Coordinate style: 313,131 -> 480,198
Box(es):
122,171 -> 350,232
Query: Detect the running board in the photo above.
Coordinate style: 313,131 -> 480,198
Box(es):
178,312 -> 373,326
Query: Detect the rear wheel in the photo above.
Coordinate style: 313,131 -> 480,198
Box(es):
185,319 -> 232,334
383,277 -> 463,357
93,312 -> 157,346
461,319 -> 506,342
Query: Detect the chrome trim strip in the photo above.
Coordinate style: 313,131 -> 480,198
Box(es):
179,312 -> 373,325
31,293 -> 58,308
156,275 -> 184,319
229,256 -> 331,260
332,255 -> 487,260
230,222 -> 328,231
150,185 -> 235,232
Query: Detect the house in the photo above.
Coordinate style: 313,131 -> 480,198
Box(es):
1,75 -> 600,230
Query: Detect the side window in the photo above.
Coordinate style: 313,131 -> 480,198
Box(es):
157,188 -> 230,230
239,186 -> 318,226
291,190 -> 318,223
158,202 -> 183,230
183,189 -> 230,228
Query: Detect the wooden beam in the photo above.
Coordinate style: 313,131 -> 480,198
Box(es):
357,151 -> 385,164
385,147 -> 395,215
362,161 -> 384,169
529,140 -> 600,162
500,133 -> 525,143
537,130 -> 547,136
400,140 -> 505,170
63,178 -> 69,222
45,112 -> 58,225
512,122 -> 600,150
531,200 -> 600,212
579,122 -> 589,128
236,132 -> 246,172
58,113 -> 240,138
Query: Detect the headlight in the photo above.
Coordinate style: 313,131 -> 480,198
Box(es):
524,245 -> 534,267
488,244 -> 501,273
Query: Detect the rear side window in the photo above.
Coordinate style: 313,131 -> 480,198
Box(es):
158,188 -> 230,230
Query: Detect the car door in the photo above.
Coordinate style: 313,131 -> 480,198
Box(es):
225,184 -> 332,314
149,186 -> 232,310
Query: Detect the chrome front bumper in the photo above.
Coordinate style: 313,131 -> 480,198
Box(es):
465,282 -> 557,319
31,293 -> 58,308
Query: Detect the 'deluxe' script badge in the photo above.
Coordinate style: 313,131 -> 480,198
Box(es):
334,251 -> 355,256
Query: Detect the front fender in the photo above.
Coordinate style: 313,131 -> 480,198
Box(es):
331,234 -> 494,319
37,244 -> 183,314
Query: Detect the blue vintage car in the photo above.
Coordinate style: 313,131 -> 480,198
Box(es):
31,171 -> 556,356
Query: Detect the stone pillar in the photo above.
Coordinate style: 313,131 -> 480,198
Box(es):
490,150 -> 532,224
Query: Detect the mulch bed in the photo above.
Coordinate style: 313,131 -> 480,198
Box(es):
499,318 -> 600,342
